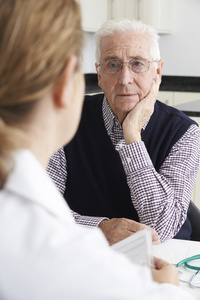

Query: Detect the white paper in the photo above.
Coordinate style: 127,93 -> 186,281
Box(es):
111,228 -> 153,267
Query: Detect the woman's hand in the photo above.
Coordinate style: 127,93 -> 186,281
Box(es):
151,256 -> 179,286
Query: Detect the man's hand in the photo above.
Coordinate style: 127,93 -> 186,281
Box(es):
151,257 -> 179,286
122,75 -> 161,144
98,218 -> 160,246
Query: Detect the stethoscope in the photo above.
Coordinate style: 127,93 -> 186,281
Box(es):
176,254 -> 200,271
176,254 -> 200,288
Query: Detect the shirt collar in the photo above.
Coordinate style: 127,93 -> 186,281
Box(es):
102,96 -> 117,135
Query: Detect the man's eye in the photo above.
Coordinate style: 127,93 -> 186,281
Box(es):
132,60 -> 143,67
108,62 -> 119,69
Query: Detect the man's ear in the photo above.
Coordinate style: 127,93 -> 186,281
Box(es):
156,59 -> 164,82
95,63 -> 102,89
53,55 -> 78,108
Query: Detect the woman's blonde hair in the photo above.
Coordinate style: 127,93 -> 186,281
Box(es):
0,0 -> 83,188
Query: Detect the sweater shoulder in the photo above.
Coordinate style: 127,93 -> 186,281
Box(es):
155,100 -> 197,125
84,93 -> 104,105
81,93 -> 104,120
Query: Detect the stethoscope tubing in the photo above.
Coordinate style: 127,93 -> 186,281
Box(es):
177,254 -> 200,271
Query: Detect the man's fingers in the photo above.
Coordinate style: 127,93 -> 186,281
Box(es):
126,220 -> 160,244
150,228 -> 160,244
142,74 -> 160,105
98,218 -> 160,246
125,218 -> 146,231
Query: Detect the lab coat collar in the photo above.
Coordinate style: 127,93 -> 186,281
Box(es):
4,149 -> 74,225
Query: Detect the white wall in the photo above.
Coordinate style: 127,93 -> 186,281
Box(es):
82,0 -> 200,76
82,32 -> 96,74
160,0 -> 200,76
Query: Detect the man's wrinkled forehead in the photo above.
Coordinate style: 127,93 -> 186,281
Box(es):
99,31 -> 152,62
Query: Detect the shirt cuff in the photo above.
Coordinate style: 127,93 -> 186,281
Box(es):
116,140 -> 153,173
73,213 -> 109,228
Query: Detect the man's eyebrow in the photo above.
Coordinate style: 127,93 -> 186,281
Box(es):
104,57 -> 119,62
129,56 -> 146,60
104,56 -> 147,62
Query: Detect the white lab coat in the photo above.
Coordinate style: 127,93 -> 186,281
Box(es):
0,150 -> 195,300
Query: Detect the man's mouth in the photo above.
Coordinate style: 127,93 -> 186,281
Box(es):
117,94 -> 137,97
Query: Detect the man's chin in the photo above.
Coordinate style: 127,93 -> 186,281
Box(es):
120,99 -> 139,112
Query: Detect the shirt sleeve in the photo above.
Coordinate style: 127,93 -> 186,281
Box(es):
47,148 -> 109,227
46,148 -> 67,195
116,124 -> 200,242
72,211 -> 109,227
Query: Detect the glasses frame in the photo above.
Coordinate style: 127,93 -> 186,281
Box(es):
97,58 -> 158,76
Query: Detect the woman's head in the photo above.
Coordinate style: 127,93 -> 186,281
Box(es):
0,0 -> 84,187
0,0 -> 83,122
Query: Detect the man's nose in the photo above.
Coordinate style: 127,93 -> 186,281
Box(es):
118,63 -> 135,85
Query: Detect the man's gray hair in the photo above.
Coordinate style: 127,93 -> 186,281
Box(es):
95,18 -> 161,64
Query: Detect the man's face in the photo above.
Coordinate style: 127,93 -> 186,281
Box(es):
96,31 -> 163,123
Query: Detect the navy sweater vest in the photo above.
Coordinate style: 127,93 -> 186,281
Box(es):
64,94 -> 197,239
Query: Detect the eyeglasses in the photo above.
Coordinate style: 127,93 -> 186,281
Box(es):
98,57 -> 157,75
175,254 -> 200,288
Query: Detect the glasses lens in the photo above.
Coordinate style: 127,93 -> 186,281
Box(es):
101,58 -> 151,75
102,60 -> 121,75
129,58 -> 149,73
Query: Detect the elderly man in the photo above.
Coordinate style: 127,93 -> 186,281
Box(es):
47,19 -> 200,244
